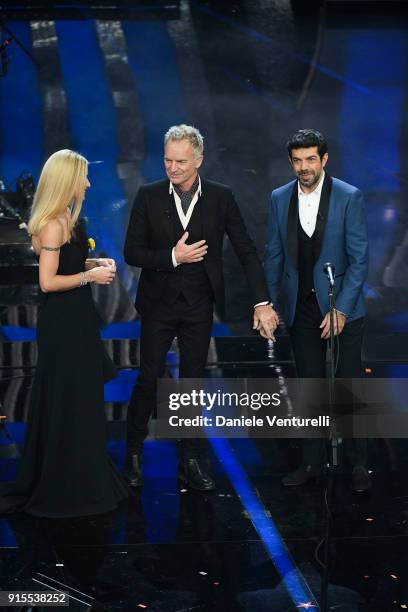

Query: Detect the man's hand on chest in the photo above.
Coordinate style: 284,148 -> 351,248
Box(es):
173,231 -> 208,265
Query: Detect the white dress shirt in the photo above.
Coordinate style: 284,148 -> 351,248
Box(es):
298,171 -> 325,237
170,177 -> 202,267
170,176 -> 202,229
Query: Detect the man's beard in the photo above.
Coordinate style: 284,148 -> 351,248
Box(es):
297,170 -> 321,188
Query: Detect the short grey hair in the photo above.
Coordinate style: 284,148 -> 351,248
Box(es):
164,124 -> 204,158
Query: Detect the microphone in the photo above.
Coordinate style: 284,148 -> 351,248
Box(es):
323,262 -> 335,287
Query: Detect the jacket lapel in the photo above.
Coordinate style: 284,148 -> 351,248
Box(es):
162,182 -> 177,245
199,179 -> 214,243
313,174 -> 332,263
287,181 -> 299,270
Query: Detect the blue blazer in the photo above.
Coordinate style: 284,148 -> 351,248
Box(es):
264,175 -> 368,326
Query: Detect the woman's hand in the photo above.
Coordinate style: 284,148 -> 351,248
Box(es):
88,265 -> 116,285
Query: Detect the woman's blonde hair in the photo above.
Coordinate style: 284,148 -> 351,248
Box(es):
28,149 -> 88,238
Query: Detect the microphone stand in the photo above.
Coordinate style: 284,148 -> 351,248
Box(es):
320,274 -> 337,611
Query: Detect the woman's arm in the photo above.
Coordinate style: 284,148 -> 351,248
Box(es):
38,220 -> 86,292
38,222 -> 116,292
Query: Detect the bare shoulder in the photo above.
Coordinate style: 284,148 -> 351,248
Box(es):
38,219 -> 65,248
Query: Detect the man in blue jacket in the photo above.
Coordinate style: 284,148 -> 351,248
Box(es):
264,129 -> 370,492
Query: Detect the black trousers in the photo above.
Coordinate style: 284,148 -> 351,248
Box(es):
290,293 -> 366,467
127,294 -> 213,454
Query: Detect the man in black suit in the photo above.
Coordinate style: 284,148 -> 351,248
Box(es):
124,124 -> 278,490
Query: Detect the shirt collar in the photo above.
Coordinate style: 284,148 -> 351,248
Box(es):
298,170 -> 325,198
169,174 -> 202,196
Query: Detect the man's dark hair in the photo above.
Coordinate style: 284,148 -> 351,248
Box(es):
287,129 -> 328,159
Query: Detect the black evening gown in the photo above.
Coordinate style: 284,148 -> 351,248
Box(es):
0,225 -> 129,517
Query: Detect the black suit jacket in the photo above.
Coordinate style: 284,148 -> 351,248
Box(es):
124,178 -> 270,317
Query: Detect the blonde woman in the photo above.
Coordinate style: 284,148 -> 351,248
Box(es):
0,150 -> 129,517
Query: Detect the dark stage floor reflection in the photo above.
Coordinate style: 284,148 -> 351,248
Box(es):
2,361 -> 408,610
2,439 -> 408,611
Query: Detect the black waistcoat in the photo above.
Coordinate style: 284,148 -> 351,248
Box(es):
163,198 -> 213,305
297,215 -> 319,302
288,176 -> 332,305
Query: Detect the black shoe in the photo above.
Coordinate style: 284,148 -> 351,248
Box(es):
352,465 -> 371,493
124,452 -> 143,488
281,464 -> 320,487
179,458 -> 216,492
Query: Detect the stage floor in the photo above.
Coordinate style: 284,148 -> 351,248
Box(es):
1,325 -> 408,611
